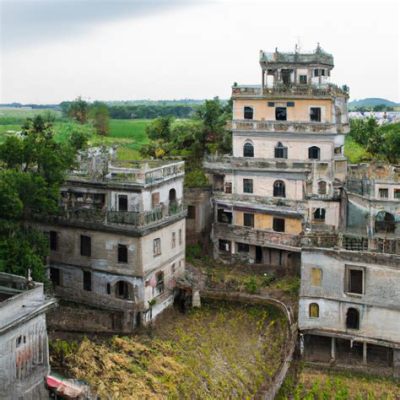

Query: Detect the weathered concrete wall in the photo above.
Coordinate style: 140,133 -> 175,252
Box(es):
299,249 -> 400,345
233,98 -> 333,122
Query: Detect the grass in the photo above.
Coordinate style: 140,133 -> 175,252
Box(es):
50,302 -> 287,399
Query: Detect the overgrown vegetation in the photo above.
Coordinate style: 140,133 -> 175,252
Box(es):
0,116 -> 86,281
277,366 -> 400,399
346,118 -> 400,164
50,302 -> 287,399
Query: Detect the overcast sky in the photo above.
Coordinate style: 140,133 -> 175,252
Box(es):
0,0 -> 399,104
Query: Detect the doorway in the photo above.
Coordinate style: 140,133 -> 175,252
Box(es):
255,246 -> 263,263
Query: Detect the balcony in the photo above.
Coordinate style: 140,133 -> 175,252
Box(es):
231,83 -> 349,99
213,222 -> 301,250
232,120 -> 349,134
41,203 -> 186,231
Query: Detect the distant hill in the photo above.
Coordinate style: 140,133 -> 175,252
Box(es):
349,98 -> 399,109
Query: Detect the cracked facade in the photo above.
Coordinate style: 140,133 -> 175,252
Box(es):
37,151 -> 186,331
0,273 -> 54,400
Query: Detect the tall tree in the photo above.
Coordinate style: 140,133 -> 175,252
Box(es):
0,116 -> 87,281
90,101 -> 110,136
68,96 -> 89,124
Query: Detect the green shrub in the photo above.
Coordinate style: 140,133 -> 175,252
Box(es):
186,244 -> 202,260
244,276 -> 259,294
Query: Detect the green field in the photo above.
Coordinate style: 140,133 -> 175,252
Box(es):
0,108 -> 151,160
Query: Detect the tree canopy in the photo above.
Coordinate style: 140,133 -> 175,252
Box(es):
0,115 -> 87,281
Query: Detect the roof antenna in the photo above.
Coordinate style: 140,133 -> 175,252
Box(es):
295,36 -> 302,53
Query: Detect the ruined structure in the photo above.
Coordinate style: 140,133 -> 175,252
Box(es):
204,45 -> 349,270
0,272 -> 54,400
38,151 -> 186,331
299,162 -> 400,374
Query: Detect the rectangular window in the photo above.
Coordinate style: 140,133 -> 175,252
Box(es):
153,238 -> 161,257
275,107 -> 287,121
310,107 -> 321,122
118,244 -> 128,263
237,243 -> 250,252
50,267 -> 61,286
151,192 -> 160,208
243,213 -> 254,227
395,189 -> 400,199
314,69 -> 319,77
219,239 -> 231,252
287,101 -> 295,107
244,106 -> 253,120
268,102 -> 275,107
346,267 -> 364,295
243,179 -> 253,193
187,205 -> 196,219
224,182 -> 232,194
311,267 -> 322,286
379,188 -> 389,198
274,145 -> 288,159
49,231 -> 58,251
299,75 -> 307,84
179,229 -> 182,245
172,232 -> 176,248
273,218 -> 285,232
118,195 -> 128,211
80,235 -> 91,257
83,271 -> 92,291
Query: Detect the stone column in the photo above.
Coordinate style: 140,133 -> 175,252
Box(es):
363,342 -> 368,365
331,337 -> 336,361
261,69 -> 265,90
393,349 -> 400,378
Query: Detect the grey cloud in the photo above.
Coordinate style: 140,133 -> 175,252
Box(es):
0,0 -> 202,51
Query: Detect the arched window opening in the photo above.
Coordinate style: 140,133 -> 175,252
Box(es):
318,181 -> 327,195
308,146 -> 320,160
115,281 -> 132,300
273,180 -> 286,198
274,142 -> 288,159
169,188 -> 176,203
244,106 -> 254,120
346,307 -> 360,330
309,303 -> 319,318
375,211 -> 395,233
243,142 -> 254,158
313,208 -> 326,221
154,271 -> 165,296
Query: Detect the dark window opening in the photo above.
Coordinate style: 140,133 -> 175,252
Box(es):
116,281 -> 130,299
169,188 -> 177,203
243,178 -> 253,193
395,189 -> 400,199
287,101 -> 295,107
243,142 -> 254,157
314,69 -> 319,77
375,211 -> 395,233
217,209 -> 232,224
310,107 -> 321,122
243,213 -> 254,227
318,181 -> 327,195
255,246 -> 263,263
224,182 -> 232,193
274,142 -> 288,159
187,205 -> 196,219
50,267 -> 60,286
49,231 -> 58,251
308,146 -> 320,160
347,268 -> 363,294
16,335 -> 26,348
273,180 -> 286,197
118,244 -> 128,263
237,242 -> 250,252
281,69 -> 291,86
118,195 -> 128,211
275,107 -> 287,121
244,106 -> 253,120
379,188 -> 389,199
80,235 -> 91,257
153,238 -> 161,256
83,271 -> 92,291
313,208 -> 326,221
107,283 -> 111,295
219,239 -> 231,252
299,75 -> 307,84
346,307 -> 360,330
268,102 -> 275,107
273,218 -> 285,232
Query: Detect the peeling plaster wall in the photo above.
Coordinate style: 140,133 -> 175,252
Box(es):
141,177 -> 184,211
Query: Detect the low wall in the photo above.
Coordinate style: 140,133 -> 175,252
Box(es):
200,290 -> 298,400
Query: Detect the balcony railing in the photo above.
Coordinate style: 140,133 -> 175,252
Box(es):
48,203 -> 185,229
213,222 -> 301,249
232,83 -> 348,98
232,120 -> 349,134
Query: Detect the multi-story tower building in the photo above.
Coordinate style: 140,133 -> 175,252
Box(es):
38,153 -> 186,331
299,163 -> 400,374
0,272 -> 54,399
204,45 -> 349,269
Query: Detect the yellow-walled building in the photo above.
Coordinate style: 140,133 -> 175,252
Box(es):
204,45 -> 349,270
